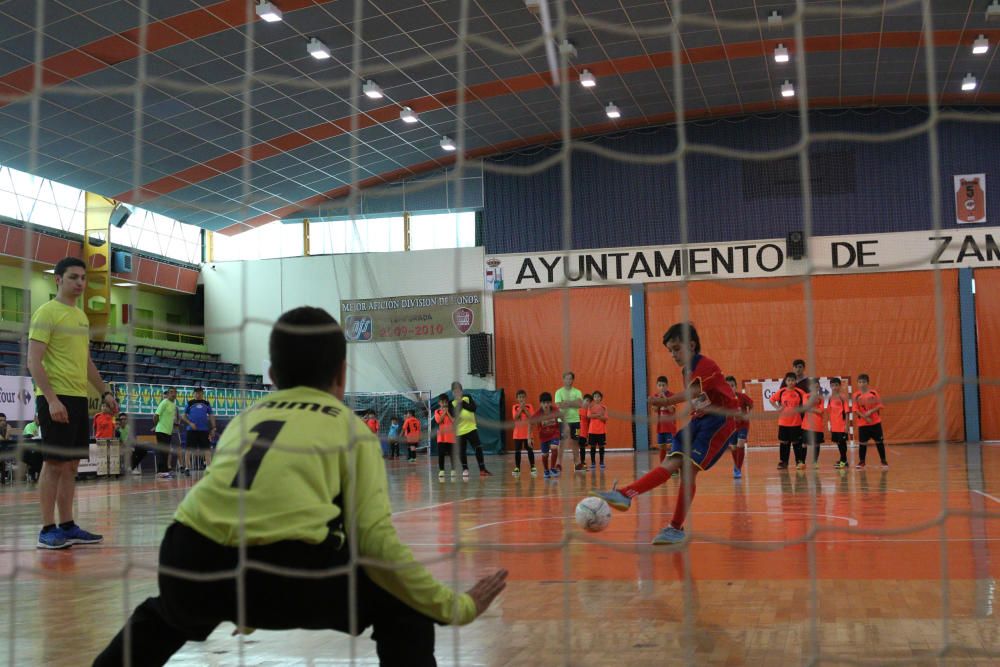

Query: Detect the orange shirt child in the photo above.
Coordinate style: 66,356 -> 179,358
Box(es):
93,411 -> 116,439
365,417 -> 379,435
771,387 -> 807,427
511,402 -> 534,440
828,394 -> 849,434
802,394 -> 825,433
402,415 -> 421,444
579,406 -> 590,440
853,389 -> 883,426
587,403 -> 608,435
433,408 -> 455,444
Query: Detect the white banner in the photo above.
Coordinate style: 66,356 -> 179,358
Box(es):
0,375 -> 35,421
485,226 -> 1000,291
752,377 -> 840,412
955,173 -> 986,224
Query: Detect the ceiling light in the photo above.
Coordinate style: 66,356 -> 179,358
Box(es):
559,39 -> 577,59
962,73 -> 977,90
113,282 -> 137,287
767,10 -> 782,27
43,269 -> 55,274
400,106 -> 418,123
579,69 -> 596,87
780,80 -> 795,97
362,80 -> 383,99
307,37 -> 330,60
774,43 -> 789,63
605,102 -> 620,119
255,1 -> 283,22
988,0 -> 1000,20
973,34 -> 989,54
440,136 -> 456,151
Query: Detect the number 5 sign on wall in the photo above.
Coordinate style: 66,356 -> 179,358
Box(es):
955,173 -> 986,225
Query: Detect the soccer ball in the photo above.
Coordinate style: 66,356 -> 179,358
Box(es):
575,496 -> 612,533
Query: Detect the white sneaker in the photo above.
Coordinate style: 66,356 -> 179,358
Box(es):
462,469 -> 470,479
131,468 -> 142,475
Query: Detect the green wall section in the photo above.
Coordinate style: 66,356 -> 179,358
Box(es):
0,263 -> 203,351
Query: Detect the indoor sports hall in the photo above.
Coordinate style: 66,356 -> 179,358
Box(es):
0,0 -> 998,665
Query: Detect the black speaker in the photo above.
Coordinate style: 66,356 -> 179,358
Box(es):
469,333 -> 492,377
109,203 -> 131,228
111,250 -> 133,273
786,231 -> 806,260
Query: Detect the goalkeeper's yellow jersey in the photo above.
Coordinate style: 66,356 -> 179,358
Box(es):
174,385 -> 476,625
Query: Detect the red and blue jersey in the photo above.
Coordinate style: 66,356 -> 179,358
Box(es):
685,354 -> 738,419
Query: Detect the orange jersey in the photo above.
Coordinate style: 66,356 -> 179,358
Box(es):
365,418 -> 379,434
511,403 -> 534,440
579,407 -> 590,438
93,412 -> 116,439
651,391 -> 676,434
802,395 -> 825,433
433,408 -> 455,444
402,416 -> 421,443
827,395 -> 849,433
587,404 -> 608,435
853,389 -> 883,426
771,387 -> 807,427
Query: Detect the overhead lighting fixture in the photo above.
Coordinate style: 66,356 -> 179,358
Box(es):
767,10 -> 782,27
307,37 -> 330,60
780,80 -> 795,97
362,79 -> 383,99
559,39 -> 577,59
962,73 -> 977,90
113,282 -> 137,287
973,34 -> 990,54
774,43 -> 789,63
255,1 -> 283,22
605,101 -> 621,119
988,0 -> 1000,20
43,268 -> 55,274
440,136 -> 456,151
579,69 -> 596,87
400,106 -> 418,123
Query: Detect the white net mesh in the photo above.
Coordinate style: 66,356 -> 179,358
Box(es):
0,0 -> 998,665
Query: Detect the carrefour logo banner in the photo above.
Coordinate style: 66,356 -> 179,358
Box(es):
0,375 -> 34,420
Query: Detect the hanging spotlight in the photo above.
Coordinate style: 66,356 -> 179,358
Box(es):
962,73 -> 977,91
605,102 -> 621,119
774,43 -> 789,63
973,34 -> 989,54
780,80 -> 795,97
579,69 -> 596,87
255,1 -> 283,22
307,37 -> 330,60
362,80 -> 384,99
400,106 -> 418,123
440,136 -> 456,151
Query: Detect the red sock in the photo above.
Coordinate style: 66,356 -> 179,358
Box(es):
670,479 -> 696,529
735,446 -> 746,469
549,449 -> 558,470
730,447 -> 739,465
658,447 -> 667,463
620,466 -> 671,498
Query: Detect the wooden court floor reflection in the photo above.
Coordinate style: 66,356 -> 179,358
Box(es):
0,443 -> 998,666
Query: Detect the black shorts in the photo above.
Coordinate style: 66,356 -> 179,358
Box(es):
831,432 -> 848,445
588,433 -> 606,447
777,425 -> 802,443
186,430 -> 212,451
564,422 -> 581,442
803,430 -> 824,445
858,424 -> 884,443
36,395 -> 89,462
513,438 -> 531,449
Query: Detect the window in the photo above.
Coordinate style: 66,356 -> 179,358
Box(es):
407,211 -> 477,250
165,313 -> 183,343
1,286 -> 27,323
135,308 -> 154,339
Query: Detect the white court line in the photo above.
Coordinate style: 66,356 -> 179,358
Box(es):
392,499 -> 471,517
467,510 -> 859,532
972,489 -> 1000,504
406,537 -> 1000,547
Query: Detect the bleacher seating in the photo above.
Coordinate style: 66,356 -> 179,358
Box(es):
0,336 -> 266,390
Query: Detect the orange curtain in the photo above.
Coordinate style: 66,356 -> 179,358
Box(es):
494,287 -> 633,450
645,271 -> 963,446
976,268 -> 1000,440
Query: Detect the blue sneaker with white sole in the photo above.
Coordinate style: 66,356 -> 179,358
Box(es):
651,526 -> 687,545
733,467 -> 742,479
61,524 -> 103,545
37,527 -> 70,550
589,482 -> 631,511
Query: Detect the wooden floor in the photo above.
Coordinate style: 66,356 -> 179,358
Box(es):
1,443 -> 999,666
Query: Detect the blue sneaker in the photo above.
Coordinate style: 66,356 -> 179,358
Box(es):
544,470 -> 551,479
651,526 -> 687,545
589,482 -> 631,511
600,464 -> 606,470
733,467 -> 742,479
61,524 -> 103,546
37,527 -> 70,550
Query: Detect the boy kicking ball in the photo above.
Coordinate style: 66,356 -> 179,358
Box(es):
591,322 -> 738,545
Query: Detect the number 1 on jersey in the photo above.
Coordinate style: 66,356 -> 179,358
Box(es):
231,420 -> 286,490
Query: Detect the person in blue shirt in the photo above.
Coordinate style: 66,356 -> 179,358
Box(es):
181,387 -> 217,473
387,417 -> 402,459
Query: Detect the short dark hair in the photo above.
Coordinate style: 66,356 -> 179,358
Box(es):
0,412 -> 6,419
406,409 -> 414,416
540,391 -> 553,402
725,375 -> 737,384
656,376 -> 668,384
592,390 -> 603,399
451,381 -> 463,392
516,389 -> 527,397
268,307 -> 346,391
663,322 -> 700,353
54,256 -> 86,277
784,372 -> 798,382
858,373 -> 870,382
583,393 -> 593,400
792,359 -> 805,368
437,393 -> 449,403
563,371 -> 575,380
193,387 -> 205,393
830,377 -> 841,385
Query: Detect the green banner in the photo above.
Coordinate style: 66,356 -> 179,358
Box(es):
341,291 -> 483,343
112,382 -> 268,417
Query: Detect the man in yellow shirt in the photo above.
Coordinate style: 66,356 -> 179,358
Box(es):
27,257 -> 117,550
93,307 -> 507,666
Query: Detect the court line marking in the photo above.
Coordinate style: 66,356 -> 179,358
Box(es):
403,537 -> 1000,547
466,510 -> 859,532
972,489 -> 1000,504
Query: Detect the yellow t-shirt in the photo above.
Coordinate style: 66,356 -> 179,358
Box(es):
451,395 -> 477,436
28,299 -> 90,398
174,386 -> 476,625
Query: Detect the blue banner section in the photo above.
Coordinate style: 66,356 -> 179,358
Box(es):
112,383 -> 268,417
